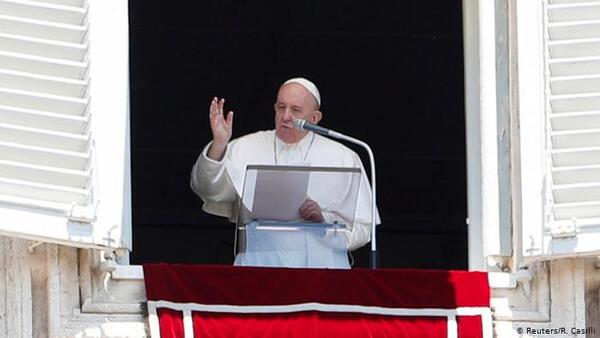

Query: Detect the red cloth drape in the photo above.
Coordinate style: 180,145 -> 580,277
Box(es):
144,264 -> 490,338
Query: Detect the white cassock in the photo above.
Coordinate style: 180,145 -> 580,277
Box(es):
190,130 -> 381,269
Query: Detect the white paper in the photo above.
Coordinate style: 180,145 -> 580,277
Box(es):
250,169 -> 310,221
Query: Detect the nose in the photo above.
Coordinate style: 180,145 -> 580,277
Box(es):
282,107 -> 293,121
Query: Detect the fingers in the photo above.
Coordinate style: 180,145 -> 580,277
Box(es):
209,97 -> 226,117
299,199 -> 316,213
218,98 -> 224,116
298,200 -> 310,214
209,98 -> 233,132
208,97 -> 235,145
226,111 -> 234,128
302,208 -> 323,222
210,97 -> 218,116
299,199 -> 323,222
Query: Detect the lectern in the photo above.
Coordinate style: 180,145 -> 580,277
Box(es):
234,165 -> 362,268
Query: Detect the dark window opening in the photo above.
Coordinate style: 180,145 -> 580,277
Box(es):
129,0 -> 467,269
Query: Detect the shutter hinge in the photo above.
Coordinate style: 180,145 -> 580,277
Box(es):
67,202 -> 97,223
100,250 -> 118,273
516,266 -> 534,298
550,218 -> 578,239
27,241 -> 43,254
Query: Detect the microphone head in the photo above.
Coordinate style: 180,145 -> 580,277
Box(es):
292,118 -> 306,130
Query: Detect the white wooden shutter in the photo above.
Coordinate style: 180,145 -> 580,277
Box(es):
544,0 -> 600,255
0,0 -> 131,250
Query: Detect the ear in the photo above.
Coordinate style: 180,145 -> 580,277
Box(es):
310,111 -> 323,124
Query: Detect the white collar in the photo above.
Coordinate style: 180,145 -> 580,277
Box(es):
274,131 -> 315,162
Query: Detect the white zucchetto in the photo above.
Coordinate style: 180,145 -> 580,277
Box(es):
283,77 -> 321,107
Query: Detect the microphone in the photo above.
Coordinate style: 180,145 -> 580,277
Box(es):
293,119 -> 335,136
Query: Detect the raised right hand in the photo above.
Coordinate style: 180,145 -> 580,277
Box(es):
210,97 -> 234,144
207,97 -> 234,160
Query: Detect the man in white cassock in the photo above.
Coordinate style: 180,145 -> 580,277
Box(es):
190,78 -> 380,269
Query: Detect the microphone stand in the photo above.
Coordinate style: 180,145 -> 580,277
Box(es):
326,130 -> 378,269
295,118 -> 379,269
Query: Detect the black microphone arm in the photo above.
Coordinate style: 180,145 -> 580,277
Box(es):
293,119 -> 379,268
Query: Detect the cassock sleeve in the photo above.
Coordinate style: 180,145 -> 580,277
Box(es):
190,141 -> 239,219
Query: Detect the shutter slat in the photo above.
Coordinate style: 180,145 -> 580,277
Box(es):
0,105 -> 86,133
0,0 -> 86,25
550,111 -> 600,130
550,93 -> 600,112
0,33 -> 86,61
0,50 -> 86,79
553,164 -> 600,184
549,56 -> 600,76
548,38 -> 600,58
0,68 -> 87,97
549,2 -> 600,23
0,177 -> 89,204
550,75 -> 600,94
0,159 -> 88,187
551,129 -> 600,148
554,202 -> 600,219
0,87 -> 86,115
551,0 -> 600,4
549,38 -> 600,58
0,122 -> 88,152
552,147 -> 600,167
0,14 -> 86,43
549,20 -> 600,41
35,0 -> 83,7
0,142 -> 88,170
553,183 -> 600,203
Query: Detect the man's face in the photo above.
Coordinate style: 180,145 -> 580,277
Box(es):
274,83 -> 320,144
